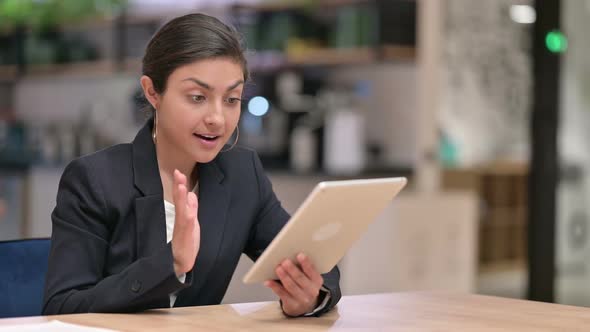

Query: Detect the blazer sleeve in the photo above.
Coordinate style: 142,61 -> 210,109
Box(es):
243,151 -> 341,316
43,158 -> 191,314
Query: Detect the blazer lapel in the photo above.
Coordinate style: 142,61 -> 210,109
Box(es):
131,119 -> 166,259
134,196 -> 166,258
175,160 -> 230,306
194,161 -> 230,288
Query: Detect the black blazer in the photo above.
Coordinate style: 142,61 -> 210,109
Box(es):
43,119 -> 341,315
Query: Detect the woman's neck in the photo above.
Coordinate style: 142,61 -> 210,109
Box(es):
155,137 -> 198,201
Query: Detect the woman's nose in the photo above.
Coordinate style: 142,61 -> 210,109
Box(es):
204,102 -> 224,127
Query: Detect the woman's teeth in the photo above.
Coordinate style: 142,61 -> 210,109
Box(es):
195,134 -> 218,141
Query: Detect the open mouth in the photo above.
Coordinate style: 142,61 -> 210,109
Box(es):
194,133 -> 220,141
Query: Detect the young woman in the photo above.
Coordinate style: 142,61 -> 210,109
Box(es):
43,13 -> 340,317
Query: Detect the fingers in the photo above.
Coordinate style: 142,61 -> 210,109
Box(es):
282,259 -> 320,297
173,170 -> 188,218
276,264 -> 315,306
186,192 -> 198,221
265,256 -> 324,317
173,169 -> 187,186
265,280 -> 295,303
297,253 -> 324,289
175,183 -> 188,220
170,170 -> 201,276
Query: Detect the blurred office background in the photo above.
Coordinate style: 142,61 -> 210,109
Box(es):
0,0 -> 587,307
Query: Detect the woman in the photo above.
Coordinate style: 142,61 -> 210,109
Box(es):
43,13 -> 340,317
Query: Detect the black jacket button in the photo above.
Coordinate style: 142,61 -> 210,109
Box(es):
131,280 -> 142,293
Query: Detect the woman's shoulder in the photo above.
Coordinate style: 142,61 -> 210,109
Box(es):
61,143 -> 134,188
68,143 -> 133,171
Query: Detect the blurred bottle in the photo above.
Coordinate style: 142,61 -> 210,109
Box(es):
322,84 -> 367,175
439,130 -> 459,168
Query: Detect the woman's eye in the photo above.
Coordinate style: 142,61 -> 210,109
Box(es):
191,95 -> 206,103
226,97 -> 241,105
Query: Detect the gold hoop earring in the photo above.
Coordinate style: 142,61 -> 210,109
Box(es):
152,111 -> 158,144
221,126 -> 239,153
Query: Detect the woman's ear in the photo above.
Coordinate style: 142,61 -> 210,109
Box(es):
140,75 -> 160,110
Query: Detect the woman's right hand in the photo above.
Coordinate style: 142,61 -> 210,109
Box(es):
171,169 -> 200,276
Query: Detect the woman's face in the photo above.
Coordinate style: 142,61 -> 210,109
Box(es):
146,57 -> 244,163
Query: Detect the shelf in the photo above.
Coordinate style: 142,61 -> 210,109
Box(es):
444,161 -> 529,177
478,260 -> 526,273
249,44 -> 416,72
0,57 -> 144,81
287,45 -> 416,65
0,44 -> 416,81
287,47 -> 375,66
381,45 -> 416,62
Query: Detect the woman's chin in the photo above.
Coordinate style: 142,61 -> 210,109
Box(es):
192,149 -> 221,164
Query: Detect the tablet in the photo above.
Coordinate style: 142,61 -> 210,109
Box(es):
242,177 -> 407,284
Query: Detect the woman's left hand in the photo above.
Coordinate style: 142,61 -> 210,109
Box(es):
264,253 -> 324,317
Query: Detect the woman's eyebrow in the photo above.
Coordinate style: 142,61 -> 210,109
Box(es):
226,80 -> 244,91
182,77 -> 211,90
181,78 -> 244,92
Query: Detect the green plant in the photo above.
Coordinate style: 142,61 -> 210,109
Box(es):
0,0 -> 127,30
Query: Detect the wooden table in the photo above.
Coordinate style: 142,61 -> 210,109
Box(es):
2,292 -> 590,331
